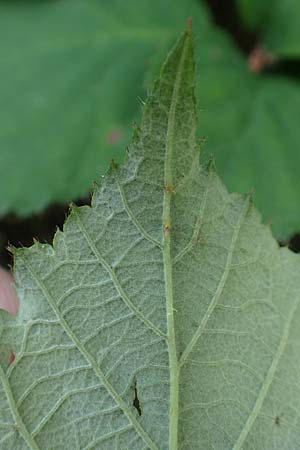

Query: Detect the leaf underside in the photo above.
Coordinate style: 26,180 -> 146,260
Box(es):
1,30 -> 300,450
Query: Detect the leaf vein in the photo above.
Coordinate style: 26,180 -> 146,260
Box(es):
18,256 -> 160,450
232,283 -> 300,449
178,196 -> 250,368
173,168 -> 211,265
73,207 -> 166,339
114,170 -> 163,250
0,365 -> 41,450
32,384 -> 103,437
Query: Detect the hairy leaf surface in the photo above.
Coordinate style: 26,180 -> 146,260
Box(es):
1,30 -> 300,450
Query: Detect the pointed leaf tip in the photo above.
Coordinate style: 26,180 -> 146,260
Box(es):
3,26 -> 300,450
187,17 -> 193,31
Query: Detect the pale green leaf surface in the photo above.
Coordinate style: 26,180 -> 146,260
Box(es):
1,30 -> 300,450
147,26 -> 300,237
237,0 -> 300,57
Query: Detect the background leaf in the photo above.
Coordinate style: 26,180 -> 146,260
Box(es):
237,0 -> 300,57
198,45 -> 300,238
1,29 -> 300,450
0,0 -> 205,215
1,0 -> 300,238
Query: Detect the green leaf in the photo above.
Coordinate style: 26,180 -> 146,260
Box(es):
1,0 -> 300,237
236,0 -> 273,30
198,41 -> 300,238
0,0 -> 205,216
237,0 -> 300,57
2,29 -> 300,450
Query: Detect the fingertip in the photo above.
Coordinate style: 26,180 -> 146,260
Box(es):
0,267 -> 19,316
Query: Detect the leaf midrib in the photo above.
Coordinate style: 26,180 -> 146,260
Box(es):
163,30 -> 191,450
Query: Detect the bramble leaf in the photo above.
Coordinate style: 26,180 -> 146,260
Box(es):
237,0 -> 300,57
1,0 -> 300,237
1,29 -> 300,450
0,0 -> 205,215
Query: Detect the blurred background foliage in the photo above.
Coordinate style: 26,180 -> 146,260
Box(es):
1,0 -> 300,267
237,0 -> 300,56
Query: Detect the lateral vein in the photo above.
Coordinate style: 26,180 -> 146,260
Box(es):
173,168 -> 211,265
232,284 -> 300,449
178,196 -> 250,368
114,170 -> 163,250
19,256 -> 160,450
0,364 -> 41,450
73,208 -> 166,340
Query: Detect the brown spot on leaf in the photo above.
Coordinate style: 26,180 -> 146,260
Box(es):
164,224 -> 171,235
107,129 -> 123,145
9,352 -> 16,365
165,184 -> 174,194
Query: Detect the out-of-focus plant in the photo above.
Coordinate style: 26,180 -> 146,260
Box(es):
0,0 -> 300,237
